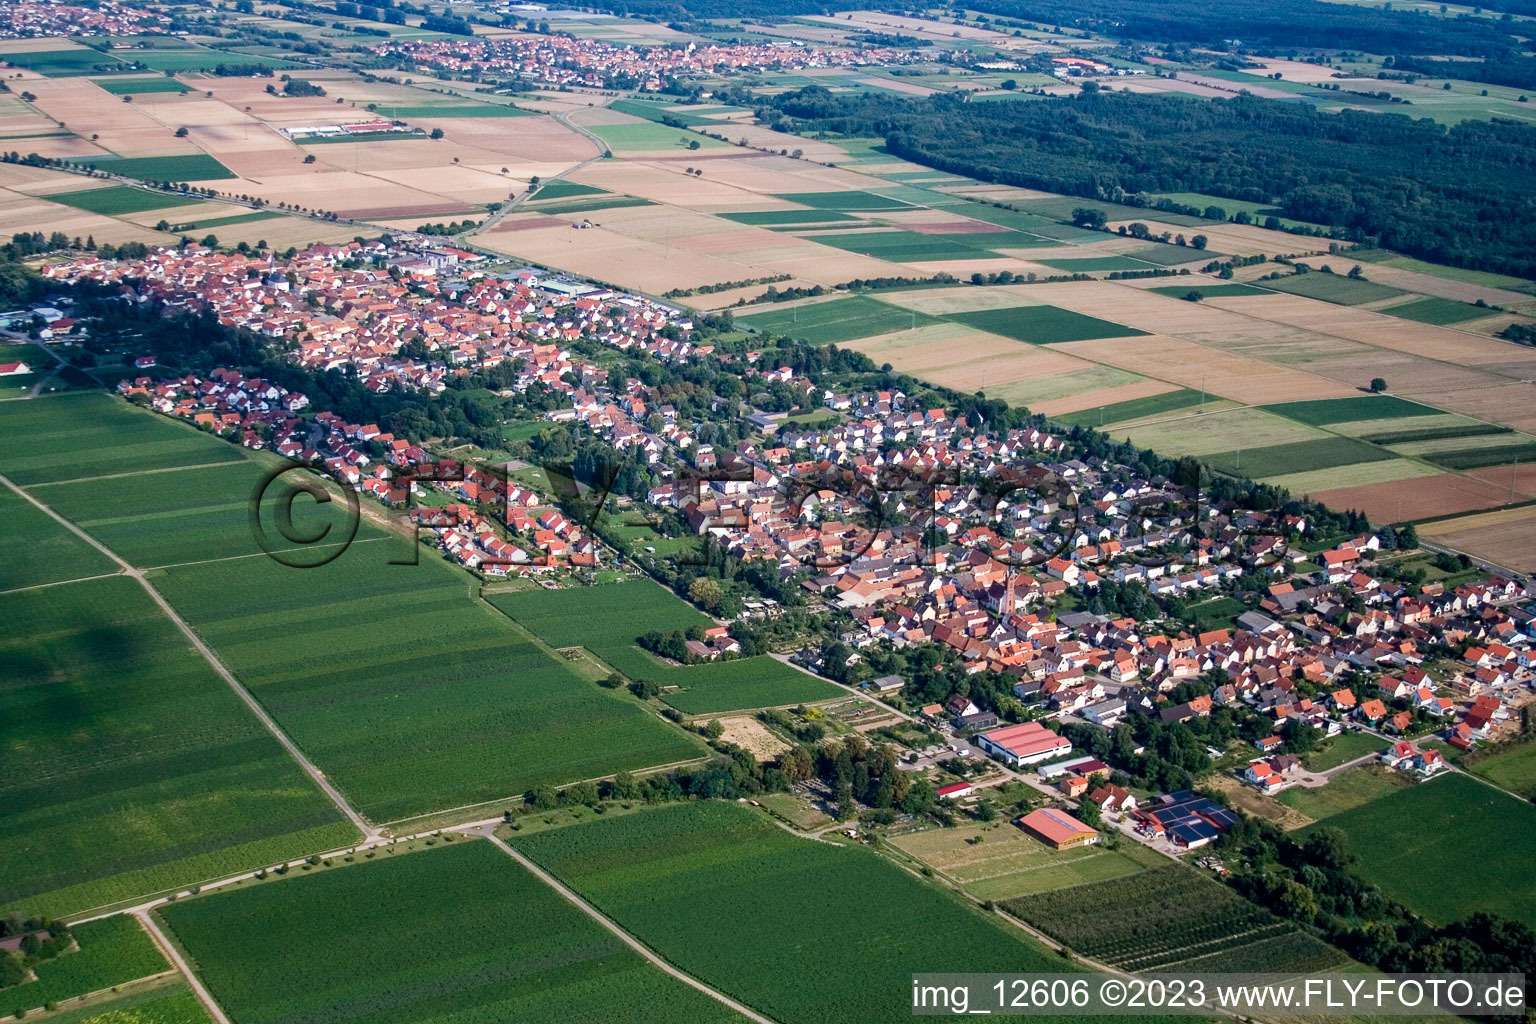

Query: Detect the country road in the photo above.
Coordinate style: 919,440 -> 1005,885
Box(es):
0,472 -> 378,840
134,911 -> 232,1024
478,830 -> 772,1024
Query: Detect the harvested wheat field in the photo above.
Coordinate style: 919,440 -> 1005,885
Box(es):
846,322 -> 1089,386
0,192 -> 170,245
1054,334 -> 1359,405
875,286 -> 1045,316
479,218 -> 777,292
21,78 -> 200,157
1106,218 -> 1321,258
1419,505 -> 1536,573
1309,472 -> 1515,523
1206,292 -> 1536,367
713,716 -> 790,761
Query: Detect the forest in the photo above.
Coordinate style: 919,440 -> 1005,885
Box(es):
594,0 -> 1522,55
758,87 -> 1536,279
968,0 -> 1519,56
1388,53 -> 1536,91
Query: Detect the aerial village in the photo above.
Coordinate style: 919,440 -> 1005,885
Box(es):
0,0 -> 168,37
376,32 -> 924,89
43,234 -> 1536,859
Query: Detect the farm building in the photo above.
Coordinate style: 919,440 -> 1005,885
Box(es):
0,360 -> 30,376
935,781 -> 974,800
977,721 -> 1072,766
1017,807 -> 1099,850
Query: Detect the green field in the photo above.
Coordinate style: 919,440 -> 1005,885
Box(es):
155,552 -> 705,822
64,155 -> 235,182
91,77 -> 190,95
513,802 -> 1106,1024
588,123 -> 729,152
1426,442 -> 1536,470
1053,388 -> 1210,428
607,99 -> 742,126
35,459 -> 360,569
0,484 -> 117,590
1361,423 -> 1509,445
1,49 -> 127,75
1003,864 -> 1348,974
1380,296 -> 1496,325
1304,773 -> 1536,928
1148,283 -> 1265,298
4,917 -> 168,1013
120,50 -> 299,73
1278,765 -> 1410,821
529,179 -> 607,200
489,581 -> 840,714
0,393 -> 243,485
29,985 -> 210,1024
1262,272 -> 1407,305
949,305 -> 1149,344
48,186 -> 201,216
167,210 -> 282,230
1303,731 -> 1387,771
1123,243 -> 1214,266
737,294 -> 940,345
774,190 -> 912,211
721,209 -> 857,225
1019,195 -> 1206,227
1202,435 -> 1398,479
157,841 -> 737,1024
1263,395 -> 1441,426
1035,256 -> 1148,272
525,195 -> 652,216
1467,741 -> 1536,799
0,576 -> 358,917
805,229 -> 1002,262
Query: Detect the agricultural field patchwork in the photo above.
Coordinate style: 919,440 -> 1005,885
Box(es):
0,577 -> 357,917
157,840 -> 737,1024
1002,865 -> 1349,974
513,802 -> 1112,1024
155,554 -> 705,823
489,581 -> 840,714
1302,773 -> 1536,928
4,916 -> 168,1013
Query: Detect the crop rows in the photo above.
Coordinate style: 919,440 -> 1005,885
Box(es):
513,802 -> 1159,1024
157,840 -> 735,1024
1002,866 -> 1348,974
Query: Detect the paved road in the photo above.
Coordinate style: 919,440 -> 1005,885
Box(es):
479,831 -> 771,1024
134,911 -> 231,1024
0,472 -> 377,840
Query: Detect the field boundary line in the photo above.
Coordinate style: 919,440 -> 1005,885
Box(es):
483,834 -> 774,1024
143,536 -> 390,572
25,460 -> 247,487
0,471 -> 377,840
377,756 -> 712,829
133,911 -> 231,1024
0,570 -> 123,596
3,970 -> 178,1018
